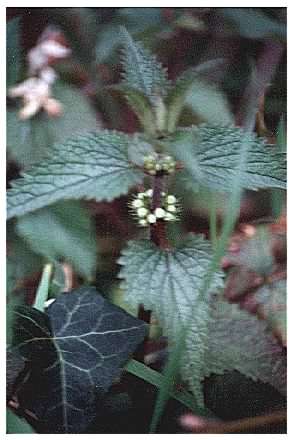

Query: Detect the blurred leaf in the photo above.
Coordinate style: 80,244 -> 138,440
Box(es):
228,226 -> 275,276
218,8 -> 286,40
7,225 -> 43,296
7,130 -> 144,219
16,201 -> 97,280
7,81 -> 98,169
12,287 -> 147,433
166,59 -> 228,132
254,280 -> 286,347
184,79 -> 234,126
6,409 -> 35,434
120,27 -> 170,104
117,8 -> 164,34
168,125 -> 286,192
96,24 -> 123,63
7,17 -> 22,87
118,236 -> 224,406
204,298 -> 286,396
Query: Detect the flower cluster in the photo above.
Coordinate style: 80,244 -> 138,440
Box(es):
143,153 -> 176,175
8,26 -> 71,120
130,189 -> 180,227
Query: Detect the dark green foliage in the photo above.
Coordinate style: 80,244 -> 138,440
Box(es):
12,287 -> 147,433
7,130 -> 144,219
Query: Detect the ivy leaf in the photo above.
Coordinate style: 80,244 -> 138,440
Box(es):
168,125 -> 286,192
12,287 -> 147,433
7,130 -> 144,219
16,201 -> 97,279
166,59 -> 226,133
7,81 -> 99,169
118,236 -> 224,405
204,298 -> 286,396
120,27 -> 170,103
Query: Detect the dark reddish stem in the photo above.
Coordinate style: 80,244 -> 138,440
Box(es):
150,173 -> 171,250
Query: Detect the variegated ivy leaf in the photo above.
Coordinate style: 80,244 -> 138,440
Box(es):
120,27 -> 170,104
12,287 -> 147,433
118,235 -> 224,406
7,130 -> 144,219
167,125 -> 286,192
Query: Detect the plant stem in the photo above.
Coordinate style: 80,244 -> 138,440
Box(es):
150,174 -> 170,249
184,409 -> 286,434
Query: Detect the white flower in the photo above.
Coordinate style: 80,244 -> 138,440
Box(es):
147,214 -> 157,224
154,207 -> 166,219
167,204 -> 177,213
164,212 -> 176,221
145,189 -> 153,197
166,195 -> 176,204
138,219 -> 148,227
132,199 -> 144,209
8,77 -> 62,120
137,207 -> 148,218
28,40 -> 71,75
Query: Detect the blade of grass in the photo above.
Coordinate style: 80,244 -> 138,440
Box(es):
149,132 -> 251,432
33,263 -> 53,312
125,359 -> 213,416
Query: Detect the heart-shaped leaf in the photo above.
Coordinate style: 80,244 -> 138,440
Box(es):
12,287 -> 147,433
118,235 -> 224,406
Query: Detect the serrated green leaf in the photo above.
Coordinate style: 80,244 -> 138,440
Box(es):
118,236 -> 224,405
7,130 -> 144,219
12,287 -> 147,433
120,27 -> 170,103
168,125 -> 286,192
7,17 -> 22,88
16,200 -> 97,279
204,298 -> 286,395
7,81 -> 98,169
166,59 -> 226,132
6,409 -> 35,434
